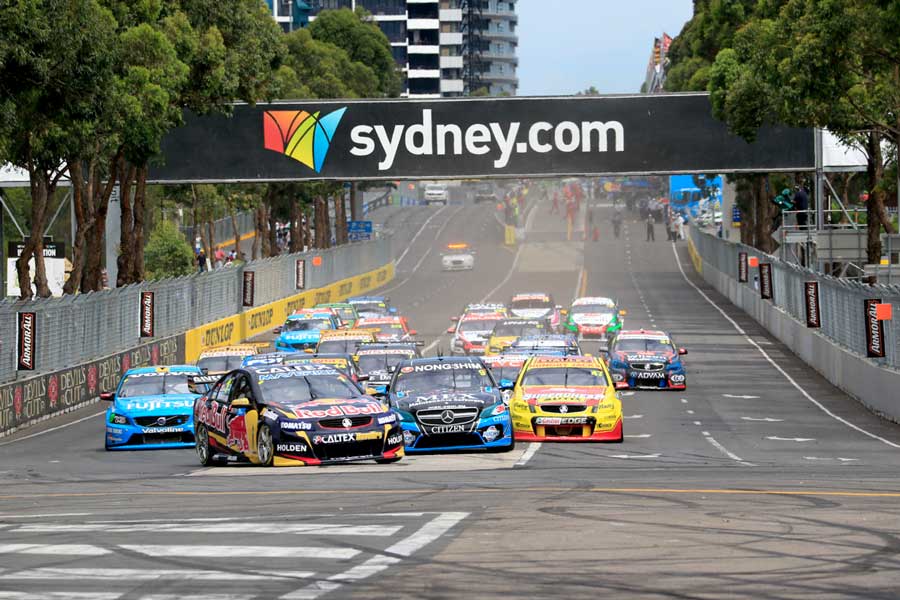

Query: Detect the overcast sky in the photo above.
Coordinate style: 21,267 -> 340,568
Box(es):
516,0 -> 694,96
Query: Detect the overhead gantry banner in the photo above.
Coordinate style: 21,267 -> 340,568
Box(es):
150,93 -> 814,183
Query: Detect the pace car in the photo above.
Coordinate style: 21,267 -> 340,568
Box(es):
510,356 -> 623,442
354,343 -> 421,395
356,316 -> 417,342
387,357 -> 514,453
485,319 -> 547,356
274,310 -> 341,352
606,329 -> 688,390
564,297 -> 626,343
104,366 -> 207,450
193,363 -> 404,466
196,345 -> 260,376
448,312 -> 506,355
441,242 -> 475,271
315,329 -> 377,354
508,293 -> 563,330
347,296 -> 397,319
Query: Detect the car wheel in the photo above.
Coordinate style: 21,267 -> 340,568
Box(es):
195,424 -> 215,466
375,456 -> 402,464
257,425 -> 275,467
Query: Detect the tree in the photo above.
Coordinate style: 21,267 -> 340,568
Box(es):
576,86 -> 600,96
144,220 -> 196,279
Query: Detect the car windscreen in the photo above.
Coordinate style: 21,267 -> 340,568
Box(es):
459,319 -> 502,332
317,339 -> 361,354
197,355 -> 247,373
257,374 -> 360,403
492,322 -> 544,337
333,307 -> 356,321
361,323 -> 404,335
571,305 -> 614,316
357,353 -> 411,374
615,338 -> 674,354
283,318 -> 332,332
487,365 -> 522,382
521,367 -> 606,387
511,299 -> 551,310
351,302 -> 387,316
393,365 -> 493,395
119,374 -> 194,397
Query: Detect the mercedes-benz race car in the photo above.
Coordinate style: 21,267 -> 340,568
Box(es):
508,293 -> 563,330
485,319 -> 547,356
356,316 -> 417,342
103,365 -> 206,450
354,343 -> 421,395
448,312 -> 506,356
441,242 -> 475,271
315,302 -> 360,328
510,356 -> 623,442
564,297 -> 626,343
315,329 -> 377,355
387,357 -> 514,453
347,296 -> 397,319
508,334 -> 581,357
606,329 -> 688,390
194,363 -> 404,467
274,310 -> 340,352
196,345 -> 260,376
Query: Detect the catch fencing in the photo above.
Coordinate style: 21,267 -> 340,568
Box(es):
690,228 -> 900,368
180,211 -> 255,249
0,236 -> 392,383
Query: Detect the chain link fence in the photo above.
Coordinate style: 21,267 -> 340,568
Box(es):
0,236 -> 392,383
180,211 -> 255,248
691,228 -> 900,368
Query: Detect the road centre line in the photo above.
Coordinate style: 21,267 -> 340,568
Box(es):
394,205 -> 447,267
672,242 -> 900,450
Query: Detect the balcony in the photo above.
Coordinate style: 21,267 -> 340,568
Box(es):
439,8 -> 463,22
482,72 -> 518,83
439,32 -> 463,45
408,68 -> 441,79
481,52 -> 518,64
440,79 -> 465,93
482,30 -> 518,41
409,44 -> 440,54
440,55 -> 464,69
408,18 -> 440,29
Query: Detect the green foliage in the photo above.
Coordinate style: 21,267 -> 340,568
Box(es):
277,29 -> 380,99
307,8 -> 401,97
144,219 -> 196,279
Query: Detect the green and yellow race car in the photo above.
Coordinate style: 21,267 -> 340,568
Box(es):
564,297 -> 626,342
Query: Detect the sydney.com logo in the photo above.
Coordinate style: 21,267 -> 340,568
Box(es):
263,108 -> 347,173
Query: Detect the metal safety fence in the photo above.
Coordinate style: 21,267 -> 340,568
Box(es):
691,228 -> 900,369
180,211 -> 255,248
0,236 -> 392,383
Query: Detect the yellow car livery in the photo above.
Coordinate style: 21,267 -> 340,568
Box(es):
485,319 -> 547,356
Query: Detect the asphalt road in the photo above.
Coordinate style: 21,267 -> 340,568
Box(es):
2,190 -> 900,599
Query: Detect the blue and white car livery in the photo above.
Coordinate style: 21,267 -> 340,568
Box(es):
274,311 -> 339,352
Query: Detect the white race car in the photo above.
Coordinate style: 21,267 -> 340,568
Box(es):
441,242 -> 474,271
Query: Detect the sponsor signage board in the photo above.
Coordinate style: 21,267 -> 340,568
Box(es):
738,252 -> 748,283
804,282 -> 821,328
139,291 -> 155,338
865,298 -> 886,358
152,95 -> 814,183
759,263 -> 773,300
16,312 -> 36,371
295,259 -> 306,290
242,271 -> 255,307
348,220 -> 372,242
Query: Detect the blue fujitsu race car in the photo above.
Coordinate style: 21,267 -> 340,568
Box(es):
103,365 -> 206,450
274,310 -> 340,352
386,356 -> 514,453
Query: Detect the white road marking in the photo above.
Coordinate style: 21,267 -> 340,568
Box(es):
767,436 -> 815,442
608,453 -> 661,459
0,410 -> 106,447
0,568 -> 311,581
686,410 -> 695,415
381,206 -> 465,294
620,391 -> 636,397
723,394 -> 760,399
119,545 -> 360,560
12,523 -> 400,536
680,398 -> 688,404
741,417 -> 784,422
0,594 -> 119,600
625,434 -> 652,439
282,512 -> 468,600
394,206 -> 447,266
624,414 -> 643,419
693,421 -> 702,426
702,431 -> 755,467
673,242 -> 900,450
0,512 -> 93,519
803,456 -> 859,462
0,544 -> 110,556
515,442 -> 541,467
142,596 -> 254,600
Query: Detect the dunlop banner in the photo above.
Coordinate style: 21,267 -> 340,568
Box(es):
0,334 -> 184,438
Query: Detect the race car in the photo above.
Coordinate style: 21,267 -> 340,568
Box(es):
347,296 -> 397,319
508,334 -> 581,357
196,345 -> 261,376
386,356 -> 514,453
508,293 -> 563,330
447,312 -> 506,355
193,363 -> 404,467
606,329 -> 688,390
510,355 -> 623,442
485,319 -> 547,356
274,310 -> 341,352
315,302 -> 360,328
354,343 -> 421,395
480,355 -> 526,403
281,353 -> 366,384
441,242 -> 475,271
356,316 -> 417,342
450,303 -> 507,324
315,329 -> 377,355
242,351 -> 297,368
564,297 -> 626,343
103,365 -> 207,450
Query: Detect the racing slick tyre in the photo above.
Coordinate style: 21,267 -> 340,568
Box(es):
375,457 -> 402,464
257,425 -> 275,467
195,425 -> 215,466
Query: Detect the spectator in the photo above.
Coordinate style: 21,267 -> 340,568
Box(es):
646,213 -> 656,242
197,249 -> 207,273
794,184 -> 809,229
214,248 -> 225,269
676,213 -> 685,240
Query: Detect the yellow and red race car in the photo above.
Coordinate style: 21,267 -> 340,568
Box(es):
509,355 -> 623,442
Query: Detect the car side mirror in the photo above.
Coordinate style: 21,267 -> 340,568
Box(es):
407,330 -> 417,336
367,388 -> 386,398
615,381 -> 629,390
446,327 -> 456,334
560,309 -> 568,316
498,378 -> 515,391
304,348 -> 315,354
619,310 -> 627,316
387,365 -> 397,373
389,307 -> 398,314
100,392 -> 115,401
231,397 -> 252,408
678,348 -> 688,355
200,367 -> 209,375
555,305 -> 563,310
273,326 -> 282,334
357,374 -> 369,382
451,316 -> 459,322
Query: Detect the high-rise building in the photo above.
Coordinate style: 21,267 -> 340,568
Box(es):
264,0 -> 310,32
475,0 -> 518,96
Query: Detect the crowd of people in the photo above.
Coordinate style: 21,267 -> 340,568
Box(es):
195,241 -> 240,273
